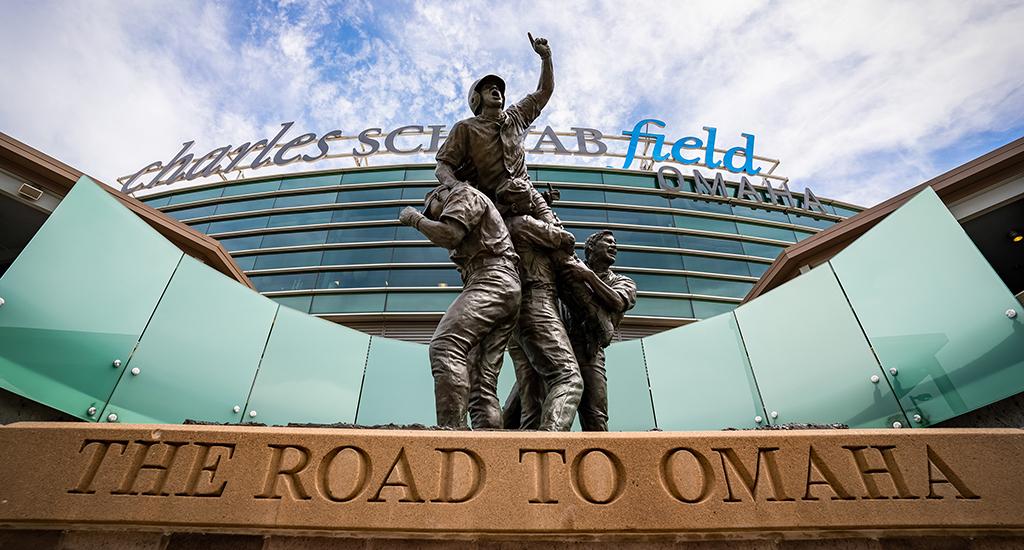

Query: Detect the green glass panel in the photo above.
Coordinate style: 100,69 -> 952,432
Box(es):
102,256 -> 278,424
208,216 -> 269,234
0,178 -> 183,420
734,265 -> 905,428
687,277 -> 752,298
617,250 -> 684,270
332,206 -> 400,223
214,197 -> 276,215
259,230 -> 328,248
831,188 -> 1024,426
692,299 -> 737,318
310,293 -> 387,314
607,208 -> 673,227
392,246 -> 450,263
556,187 -> 605,202
251,273 -> 317,292
189,222 -> 211,234
385,292 -> 457,312
404,167 -> 437,181
402,185 -> 437,200
672,196 -> 731,214
166,204 -> 217,220
833,205 -> 862,218
748,262 -> 769,278
357,337 -> 434,425
234,256 -> 257,271
736,221 -> 796,242
674,214 -> 737,234
322,247 -> 393,265
789,213 -> 834,229
679,234 -> 744,255
555,206 -> 608,223
732,204 -> 790,223
537,168 -> 603,184
338,187 -> 403,203
317,270 -> 390,289
220,235 -> 263,252
244,306 -> 370,425
643,313 -> 765,430
221,179 -> 281,197
253,250 -> 323,270
141,195 -> 171,208
387,267 -> 461,288
268,209 -> 333,228
271,295 -> 312,313
167,186 -> 225,205
602,339 -> 656,430
327,226 -> 397,243
794,229 -> 816,240
280,174 -> 342,191
602,172 -> 656,188
605,191 -> 671,208
343,169 -> 405,184
741,241 -> 785,259
682,254 -> 750,276
632,297 -> 693,318
273,192 -> 338,209
625,272 -> 688,294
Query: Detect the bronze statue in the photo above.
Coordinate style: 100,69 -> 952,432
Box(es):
399,183 -> 521,429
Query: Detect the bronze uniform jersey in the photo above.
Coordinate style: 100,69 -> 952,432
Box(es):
439,183 -> 519,272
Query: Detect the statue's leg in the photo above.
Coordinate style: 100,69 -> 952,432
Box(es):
577,347 -> 609,431
508,332 -> 544,430
518,287 -> 582,431
430,281 -> 494,428
501,379 -> 522,429
467,269 -> 521,430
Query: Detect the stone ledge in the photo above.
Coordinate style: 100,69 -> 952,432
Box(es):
1,423 -> 1022,541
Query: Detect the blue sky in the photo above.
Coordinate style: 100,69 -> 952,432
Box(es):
1,0 -> 1022,206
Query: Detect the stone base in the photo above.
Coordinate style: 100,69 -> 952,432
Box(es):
1,423 -> 1023,545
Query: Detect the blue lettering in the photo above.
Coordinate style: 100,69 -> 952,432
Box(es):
671,136 -> 703,165
702,127 -> 722,169
723,132 -> 761,176
622,118 -> 667,169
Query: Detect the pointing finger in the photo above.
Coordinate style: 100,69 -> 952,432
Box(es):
528,31 -> 534,44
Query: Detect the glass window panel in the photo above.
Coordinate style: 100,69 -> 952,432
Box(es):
343,169 -> 405,184
357,337 -> 434,424
537,168 -> 603,183
221,179 -> 281,197
687,277 -> 753,298
674,214 -> 737,234
141,195 -> 171,208
213,197 -> 276,215
794,229 -> 816,240
385,292 -> 458,312
631,297 -> 693,318
388,267 -> 462,287
624,272 -> 688,294
253,250 -> 323,270
332,206 -> 400,223
250,272 -> 318,292
338,187 -> 404,203
273,192 -> 338,209
616,250 -> 684,270
321,247 -> 393,265
244,307 -> 369,425
317,269 -> 390,289
692,300 -> 737,318
604,191 -> 671,208
279,174 -> 342,190
606,208 -> 673,227
220,235 -> 263,252
402,185 -> 438,200
555,187 -> 605,202
259,230 -> 328,248
736,221 -> 796,242
679,234 -> 744,255
671,196 -> 731,214
166,204 -> 217,220
833,205 -> 861,218
732,204 -> 790,223
189,222 -> 210,233
208,216 -> 270,234
554,206 -> 608,223
404,167 -> 437,181
602,172 -> 656,188
563,226 -> 593,244
327,225 -> 398,243
310,292 -> 387,314
234,255 -> 257,270
742,241 -> 785,259
167,186 -> 225,205
610,229 -> 679,248
788,213 -> 835,229
395,225 -> 424,241
748,262 -> 769,277
643,313 -> 765,430
102,256 -> 277,424
603,340 -> 656,430
271,295 -> 312,313
392,246 -> 452,263
682,254 -> 751,276
268,209 -> 333,228
831,188 -> 1024,426
0,179 -> 184,421
734,265 -> 905,428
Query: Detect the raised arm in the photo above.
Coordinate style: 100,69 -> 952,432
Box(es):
399,206 -> 466,250
528,32 -> 553,109
435,160 -> 462,188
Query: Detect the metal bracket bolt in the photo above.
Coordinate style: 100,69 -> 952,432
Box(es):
754,415 -> 763,424
130,367 -> 140,376
1007,309 -> 1017,319
232,405 -> 241,414
87,407 -> 97,416
249,410 -> 258,418
870,374 -> 880,383
107,413 -> 118,422
770,411 -> 779,419
892,421 -> 903,428
889,367 -> 898,376
112,359 -> 121,368
0,297 -> 5,307
913,414 -> 923,423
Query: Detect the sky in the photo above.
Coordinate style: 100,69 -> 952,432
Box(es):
1,0 -> 1022,207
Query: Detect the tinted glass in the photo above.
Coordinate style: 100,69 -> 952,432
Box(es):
833,205 -> 861,217
356,337 -> 434,424
604,191 -> 671,208
692,300 -> 737,318
321,247 -> 394,265
732,204 -> 790,223
388,267 -> 462,287
606,208 -> 673,227
167,186 -> 225,205
268,209 -> 333,228
603,339 -> 657,430
735,221 -> 796,242
392,246 -> 452,263
537,168 -> 602,183
271,295 -> 312,313
234,256 -> 257,270
343,169 -> 404,184
220,235 -> 263,252
273,192 -> 338,208
682,254 -> 750,276
317,269 -> 389,289
624,272 -> 688,293
338,187 -> 404,203
208,216 -> 270,234
748,262 -> 769,277
401,185 -> 437,199
404,167 -> 437,181
616,250 -> 684,270
327,225 -> 398,243
250,272 -> 318,292
602,172 -> 656,188
332,206 -> 400,223
555,206 -> 608,223
279,174 -> 342,190
687,277 -> 753,298
611,229 -> 679,248
671,197 -> 731,214
742,241 -> 785,259
221,179 -> 281,197
141,195 -> 171,208
674,214 -> 737,234
310,292 -> 387,313
631,297 -> 694,318
189,222 -> 210,233
166,204 -> 217,221
555,187 -> 605,202
214,197 -> 276,215
789,213 -> 834,229
385,292 -> 458,312
259,230 -> 328,248
395,225 -> 424,240
679,235 -> 744,254
253,250 -> 323,270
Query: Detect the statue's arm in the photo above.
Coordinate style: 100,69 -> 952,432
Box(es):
528,32 -> 553,109
399,206 -> 466,250
583,271 -> 627,313
435,160 -> 462,188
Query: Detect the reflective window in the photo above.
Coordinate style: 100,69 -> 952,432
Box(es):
679,235 -> 744,255
604,191 -> 671,208
682,254 -> 750,276
260,230 -> 328,248
555,187 -> 605,202
671,197 -> 731,214
280,174 -> 341,191
321,247 -> 393,265
732,204 -> 790,223
401,186 -> 437,200
674,214 -> 737,234
554,206 -> 608,223
631,297 -> 693,318
253,250 -> 323,270
735,221 -> 796,242
273,192 -> 338,209
687,277 -> 753,298
343,169 -> 404,184
537,168 -> 602,183
142,195 -> 171,208
788,213 -> 834,229
563,226 -> 593,244
327,225 -> 398,243
166,204 -> 217,220
317,269 -> 389,289
624,272 -> 688,293
609,229 -> 679,248
251,273 -> 317,292
220,235 -> 263,252
748,262 -> 769,277
692,300 -> 737,318
338,187 -> 403,203
214,197 -> 276,215
271,295 -> 312,313
208,216 -> 269,234
221,179 -> 281,197
794,229 -> 816,240
332,206 -> 400,223
234,256 -> 257,270
189,222 -> 210,233
395,225 -> 424,240
602,172 -> 656,188
392,246 -> 451,263
388,267 -> 461,287
833,205 -> 861,217
310,292 -> 387,313
167,186 -> 225,205
607,208 -> 673,227
404,167 -> 437,181
385,292 -> 458,312
616,250 -> 684,270
269,209 -> 333,228
742,241 -> 785,259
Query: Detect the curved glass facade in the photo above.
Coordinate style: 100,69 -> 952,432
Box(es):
140,165 -> 861,332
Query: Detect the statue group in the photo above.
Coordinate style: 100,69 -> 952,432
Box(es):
399,34 -> 636,432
